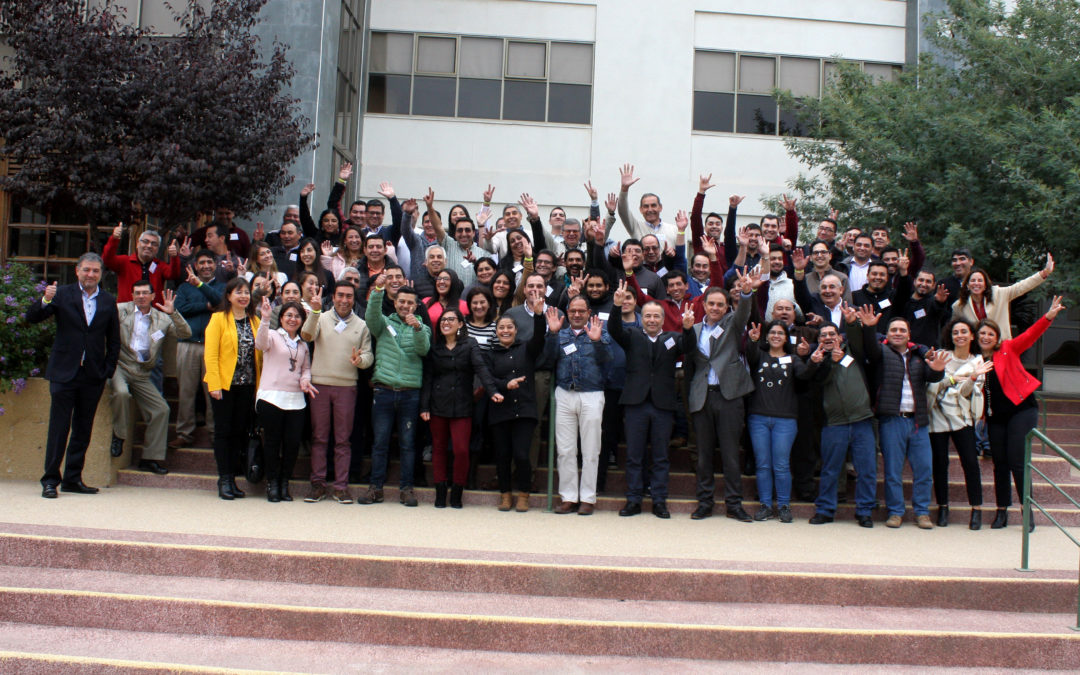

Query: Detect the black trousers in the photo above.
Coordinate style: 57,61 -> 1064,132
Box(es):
692,391 -> 745,509
492,418 -> 535,493
989,407 -> 1038,508
42,369 -> 105,487
624,401 -> 673,503
256,399 -> 304,483
597,387 -> 623,492
790,392 -> 821,499
211,385 -> 255,478
930,427 -> 982,506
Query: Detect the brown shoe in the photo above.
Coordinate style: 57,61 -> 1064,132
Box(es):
916,514 -> 934,530
399,487 -> 418,507
356,487 -> 384,505
304,485 -> 327,503
497,492 -> 513,512
332,489 -> 353,504
515,492 -> 530,512
168,435 -> 192,449
577,502 -> 595,516
885,515 -> 903,528
554,500 -> 578,514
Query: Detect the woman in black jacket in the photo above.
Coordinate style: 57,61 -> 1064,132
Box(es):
483,302 -> 549,512
420,308 -> 495,509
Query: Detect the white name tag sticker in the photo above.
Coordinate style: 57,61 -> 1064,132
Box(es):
148,262 -> 158,274
150,330 -> 164,342
779,355 -> 792,364
641,288 -> 649,296
712,326 -> 723,339
460,259 -> 472,269
665,337 -> 676,350
474,335 -> 488,345
386,324 -> 398,337
289,253 -> 298,261
789,335 -> 797,344
598,312 -> 610,321
230,233 -> 240,241
563,343 -> 577,355
513,263 -> 524,273
840,355 -> 854,368
545,285 -> 554,297
335,321 -> 347,334
675,361 -> 683,368
656,267 -> 668,277
878,298 -> 891,309
914,308 -> 926,319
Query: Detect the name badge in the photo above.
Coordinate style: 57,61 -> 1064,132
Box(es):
789,335 -> 797,344
289,253 -> 298,261
665,337 -> 676,350
513,263 -> 523,273
779,355 -> 792,364
545,285 -> 554,297
598,312 -> 610,321
335,320 -> 347,334
387,324 -> 398,337
675,360 -> 683,368
878,298 -> 892,309
148,262 -> 157,274
656,266 -> 668,277
474,335 -> 488,345
914,308 -> 926,319
840,355 -> 854,368
641,288 -> 649,296
150,330 -> 164,342
230,233 -> 240,241
563,343 -> 577,355
712,326 -> 723,339
460,259 -> 472,269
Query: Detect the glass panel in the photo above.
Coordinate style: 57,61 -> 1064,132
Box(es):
417,36 -> 456,74
823,61 -> 840,88
507,41 -> 546,78
0,40 -> 15,79
779,100 -> 813,137
412,76 -> 456,116
694,51 -> 735,92
7,227 -> 47,257
460,38 -> 503,78
503,80 -> 546,121
736,94 -> 777,135
88,0 -> 138,22
547,83 -> 590,124
139,0 -> 184,34
692,91 -> 734,132
739,55 -> 775,93
864,63 -> 899,83
779,57 -> 820,98
48,229 -> 90,259
9,198 -> 47,225
457,78 -> 501,119
369,32 -> 413,74
549,43 -> 592,84
48,194 -> 87,224
366,74 -> 411,114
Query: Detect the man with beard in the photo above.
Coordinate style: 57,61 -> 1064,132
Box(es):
803,240 -> 852,303
793,249 -> 847,331
852,258 -> 912,335
904,269 -> 951,348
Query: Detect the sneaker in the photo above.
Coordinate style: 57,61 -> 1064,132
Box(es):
356,487 -> 384,505
399,487 -> 418,507
304,486 -> 327,503
778,505 -> 793,523
915,514 -> 934,530
332,489 -> 353,504
753,505 -> 775,521
885,515 -> 903,528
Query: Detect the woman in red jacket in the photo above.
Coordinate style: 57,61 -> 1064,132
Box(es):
977,295 -> 1065,531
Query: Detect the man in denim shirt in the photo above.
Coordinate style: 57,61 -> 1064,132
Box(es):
547,296 -> 612,515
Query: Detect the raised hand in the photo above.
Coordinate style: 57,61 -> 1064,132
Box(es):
545,306 -> 563,333
699,173 -> 714,193
611,279 -> 629,306
586,315 -> 603,341
220,256 -> 234,273
321,240 -> 335,257
700,234 -> 717,260
831,346 -> 845,362
737,226 -> 750,249
902,221 -> 919,242
402,198 -> 418,215
521,237 -> 533,259
185,265 -> 200,286
748,265 -> 766,291
300,183 -> 316,198
112,223 -> 124,239
663,242 -> 677,259
313,285 -> 324,307
973,360 -> 995,377
568,274 -> 587,299
338,162 -> 353,182
747,322 -> 762,342
805,313 -> 824,327
675,209 -> 688,233
424,188 -> 435,210
840,303 -> 857,325
934,283 -> 949,303
682,306 -> 696,329
856,304 -> 881,326
619,163 -> 639,191
526,288 -> 545,315
483,184 -> 496,203
898,248 -> 910,275
1046,294 -> 1065,320
258,295 -> 272,320
518,193 -> 539,219
178,237 -> 192,258
373,273 -> 387,290
797,337 -> 811,357
153,288 -> 176,315
378,181 -> 395,199
404,313 -> 422,331
927,348 -> 952,371
253,222 -> 265,242
584,180 -> 598,201
780,194 -> 797,212
43,281 -> 58,302
621,248 -> 635,275
729,194 -> 746,208
605,192 -> 618,214
829,208 -> 839,222
733,267 -> 753,295
810,343 -> 826,363
1041,252 -> 1055,279
167,239 -> 179,258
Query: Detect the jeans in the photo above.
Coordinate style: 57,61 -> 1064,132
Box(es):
747,414 -> 798,508
816,420 -> 876,517
624,401 -> 673,503
370,387 -> 420,489
880,415 -> 933,517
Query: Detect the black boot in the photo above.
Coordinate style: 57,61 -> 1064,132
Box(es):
218,478 -> 235,501
450,484 -> 464,509
936,505 -> 949,527
991,508 -> 1008,529
228,477 -> 246,499
969,508 -> 982,531
279,476 -> 293,502
434,482 -> 448,508
266,475 -> 281,502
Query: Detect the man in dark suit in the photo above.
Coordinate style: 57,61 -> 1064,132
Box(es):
26,253 -> 121,498
683,271 -> 756,521
608,280 -> 692,519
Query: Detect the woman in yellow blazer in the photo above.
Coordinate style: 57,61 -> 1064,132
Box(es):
204,277 -> 263,500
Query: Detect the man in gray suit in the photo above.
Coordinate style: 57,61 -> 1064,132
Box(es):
683,270 -> 757,521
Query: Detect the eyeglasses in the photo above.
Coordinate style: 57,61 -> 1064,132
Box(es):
455,228 -> 473,234
440,316 -> 459,323
811,250 -> 830,256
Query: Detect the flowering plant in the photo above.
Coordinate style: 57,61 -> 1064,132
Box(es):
0,262 -> 54,401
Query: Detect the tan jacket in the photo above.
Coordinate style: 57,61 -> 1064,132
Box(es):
950,271 -> 1044,341
116,302 -> 191,373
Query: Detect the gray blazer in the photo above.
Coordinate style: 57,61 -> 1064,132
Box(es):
682,291 -> 755,412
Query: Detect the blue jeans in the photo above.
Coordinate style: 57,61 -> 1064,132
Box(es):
880,415 -> 933,517
370,387 -> 420,489
817,420 -> 876,517
747,414 -> 797,507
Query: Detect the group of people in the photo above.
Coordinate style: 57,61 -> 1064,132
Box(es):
28,163 -> 1066,532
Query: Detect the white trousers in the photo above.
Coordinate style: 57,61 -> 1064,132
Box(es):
554,388 -> 605,504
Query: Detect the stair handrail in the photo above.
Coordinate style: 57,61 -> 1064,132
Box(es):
1019,428 -> 1080,631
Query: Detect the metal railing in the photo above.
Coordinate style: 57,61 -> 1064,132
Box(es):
1019,428 -> 1080,631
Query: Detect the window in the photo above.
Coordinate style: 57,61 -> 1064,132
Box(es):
86,0 -> 211,34
692,50 -> 902,137
367,32 -> 593,125
1,187 -> 98,286
333,0 -> 364,177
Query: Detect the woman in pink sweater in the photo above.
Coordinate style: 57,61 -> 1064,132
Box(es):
256,296 -> 317,502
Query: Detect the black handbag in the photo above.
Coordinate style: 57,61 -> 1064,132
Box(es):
246,426 -> 265,484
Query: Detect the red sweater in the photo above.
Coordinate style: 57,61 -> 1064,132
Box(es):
626,273 -> 707,332
102,236 -> 182,304
991,316 -> 1050,405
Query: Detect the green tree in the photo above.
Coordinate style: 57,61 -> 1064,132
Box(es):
778,0 -> 1080,294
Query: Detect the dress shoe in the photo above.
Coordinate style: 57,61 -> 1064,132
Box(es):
652,502 -> 670,519
936,505 -> 949,527
60,481 -> 99,494
808,512 -> 834,525
753,505 -> 775,521
41,484 -> 58,499
217,478 -> 235,501
137,460 -> 168,475
619,501 -> 642,517
690,504 -> 712,520
856,514 -> 874,528
450,485 -> 464,509
778,505 -> 793,524
227,478 -> 245,498
991,508 -> 1008,529
726,506 -> 753,522
885,515 -> 903,528
168,435 -> 192,449
916,514 -> 934,530
110,435 -> 124,458
577,502 -> 595,516
969,508 -> 982,530
497,492 -> 513,512
554,500 -> 578,514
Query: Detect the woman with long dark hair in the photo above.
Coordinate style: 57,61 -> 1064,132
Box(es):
490,271 -> 516,319
422,269 -> 468,324
204,277 -> 262,500
471,257 -> 498,290
978,295 -> 1066,531
465,286 -> 498,488
952,254 -> 1053,341
294,237 -> 335,288
321,225 -> 365,280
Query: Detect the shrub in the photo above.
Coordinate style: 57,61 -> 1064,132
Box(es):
0,262 -> 54,402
